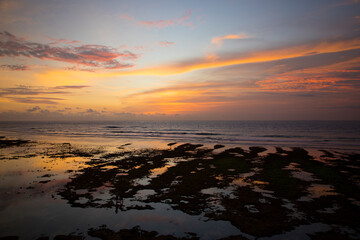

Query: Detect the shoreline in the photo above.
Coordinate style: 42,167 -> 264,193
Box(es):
1,131 -> 360,156
1,120 -> 359,154
0,137 -> 359,239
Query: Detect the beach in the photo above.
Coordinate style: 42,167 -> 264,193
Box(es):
2,0 -> 360,238
0,125 -> 359,239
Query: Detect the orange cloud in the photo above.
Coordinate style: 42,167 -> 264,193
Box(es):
122,53 -> 360,114
0,0 -> 18,10
123,81 -> 247,114
204,52 -> 219,61
125,94 -> 227,114
139,20 -> 175,28
211,33 -> 250,46
105,37 -> 360,77
257,57 -> 360,92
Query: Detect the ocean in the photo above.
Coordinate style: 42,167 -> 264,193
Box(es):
1,120 -> 360,239
0,120 -> 359,151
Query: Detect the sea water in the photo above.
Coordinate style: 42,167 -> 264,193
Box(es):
0,120 -> 359,151
1,120 -> 359,239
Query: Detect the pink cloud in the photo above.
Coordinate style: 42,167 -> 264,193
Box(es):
121,9 -> 196,29
48,37 -> 81,45
0,31 -> 137,70
65,66 -> 95,72
134,45 -> 148,51
119,14 -> 134,21
68,40 -> 81,44
139,20 -> 175,28
159,41 -> 175,47
177,10 -> 192,23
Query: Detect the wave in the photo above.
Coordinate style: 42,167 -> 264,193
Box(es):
1,121 -> 360,152
195,133 -> 220,136
110,130 -> 219,136
259,135 -> 306,139
162,129 -> 197,132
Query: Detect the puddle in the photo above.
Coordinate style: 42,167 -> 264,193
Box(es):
116,173 -> 129,176
258,222 -> 331,240
133,189 -> 156,200
281,199 -> 305,220
253,186 -> 275,194
132,177 -> 151,186
283,162 -> 319,182
232,172 -> 257,188
245,204 -> 259,213
307,184 -> 339,198
201,187 -> 236,199
317,204 -> 340,214
101,165 -> 118,170
0,139 -> 359,239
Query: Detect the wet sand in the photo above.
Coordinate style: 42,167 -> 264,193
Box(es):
0,137 -> 359,239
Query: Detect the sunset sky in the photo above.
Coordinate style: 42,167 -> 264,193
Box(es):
0,0 -> 360,120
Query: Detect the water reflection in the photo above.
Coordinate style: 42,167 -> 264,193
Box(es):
0,138 -> 359,239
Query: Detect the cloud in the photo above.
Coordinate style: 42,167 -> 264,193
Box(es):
159,41 -> 175,47
124,77 -> 360,117
0,86 -> 65,96
211,33 -> 250,46
0,0 -> 18,10
0,64 -> 28,71
256,59 -> 360,92
26,106 -> 41,112
103,36 -> 360,76
121,9 -> 195,29
139,20 -> 175,28
332,0 -> 360,6
0,85 -> 90,97
9,96 -> 65,104
65,66 -> 95,72
84,108 -> 100,115
0,85 -> 90,104
54,85 -> 90,89
123,80 -> 250,114
0,108 -> 181,121
119,14 -> 134,21
177,10 -> 192,24
0,31 -> 137,70
204,52 -> 219,61
47,37 -> 81,45
129,81 -> 240,97
122,50 -> 360,115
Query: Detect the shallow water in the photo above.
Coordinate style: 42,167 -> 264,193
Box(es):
0,138 -> 359,239
0,142 -> 244,239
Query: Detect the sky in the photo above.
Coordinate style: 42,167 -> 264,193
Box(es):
0,0 -> 360,121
